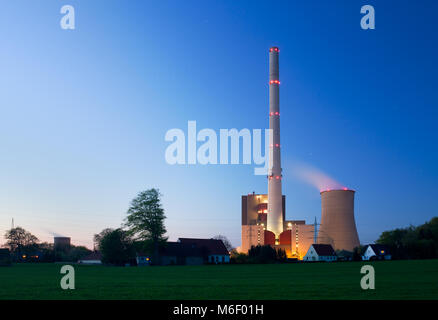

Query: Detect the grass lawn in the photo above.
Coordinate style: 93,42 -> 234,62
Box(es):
0,260 -> 437,299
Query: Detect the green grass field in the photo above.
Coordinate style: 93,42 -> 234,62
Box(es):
0,260 -> 437,299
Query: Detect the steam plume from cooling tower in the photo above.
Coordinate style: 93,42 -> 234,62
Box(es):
43,229 -> 65,238
288,161 -> 346,192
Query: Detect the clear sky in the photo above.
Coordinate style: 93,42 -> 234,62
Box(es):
1,1 -> 437,248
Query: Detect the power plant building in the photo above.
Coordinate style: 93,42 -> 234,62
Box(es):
54,237 -> 71,250
240,47 -> 360,258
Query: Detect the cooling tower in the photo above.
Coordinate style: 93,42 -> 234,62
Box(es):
317,189 -> 360,251
54,237 -> 71,250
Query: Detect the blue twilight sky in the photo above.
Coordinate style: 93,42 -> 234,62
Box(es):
0,1 -> 437,248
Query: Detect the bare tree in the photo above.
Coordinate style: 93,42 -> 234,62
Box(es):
213,235 -> 234,252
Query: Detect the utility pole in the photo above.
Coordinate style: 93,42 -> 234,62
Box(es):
314,216 -> 319,244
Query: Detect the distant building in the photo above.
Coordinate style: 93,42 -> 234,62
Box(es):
179,238 -> 230,264
78,251 -> 102,265
336,250 -> 354,261
303,244 -> 337,262
362,244 -> 392,261
54,237 -> 71,251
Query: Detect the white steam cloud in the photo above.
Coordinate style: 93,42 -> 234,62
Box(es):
43,229 -> 65,238
288,161 -> 346,192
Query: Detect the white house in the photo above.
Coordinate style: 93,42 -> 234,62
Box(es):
362,244 -> 392,261
303,244 -> 337,262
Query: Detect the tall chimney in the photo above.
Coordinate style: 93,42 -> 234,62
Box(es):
267,47 -> 283,239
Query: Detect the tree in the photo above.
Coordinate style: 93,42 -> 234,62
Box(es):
276,248 -> 287,262
213,235 -> 234,252
68,246 -> 92,262
230,251 -> 249,264
4,227 -> 39,256
352,246 -> 363,261
248,245 -> 278,263
124,189 -> 168,265
97,228 -> 135,266
94,228 -> 114,250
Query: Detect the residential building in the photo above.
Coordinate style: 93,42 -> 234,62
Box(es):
362,244 -> 392,261
303,244 -> 337,262
178,238 -> 230,264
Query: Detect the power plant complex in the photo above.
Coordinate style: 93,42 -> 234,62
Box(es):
240,47 -> 360,259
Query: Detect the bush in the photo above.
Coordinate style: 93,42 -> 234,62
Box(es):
99,229 -> 135,266
0,249 -> 12,266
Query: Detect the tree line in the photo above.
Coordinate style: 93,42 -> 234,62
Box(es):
2,188 -> 169,265
376,217 -> 438,259
3,227 -> 91,263
2,188 -> 235,266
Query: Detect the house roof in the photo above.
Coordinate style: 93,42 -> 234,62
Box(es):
367,244 -> 389,256
159,242 -> 202,257
311,244 -> 337,256
178,238 -> 229,256
80,251 -> 102,261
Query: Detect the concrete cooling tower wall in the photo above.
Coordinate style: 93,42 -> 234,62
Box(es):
317,189 -> 360,251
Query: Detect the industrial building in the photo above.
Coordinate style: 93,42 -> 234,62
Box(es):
240,47 -> 360,258
54,237 -> 71,251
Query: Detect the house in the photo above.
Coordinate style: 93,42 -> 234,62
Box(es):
78,251 -> 102,265
178,238 -> 230,264
135,238 -> 231,266
136,242 -> 204,266
0,248 -> 12,266
362,244 -> 392,261
337,250 -> 353,261
136,252 -> 151,266
160,242 -> 204,265
303,244 -> 337,262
